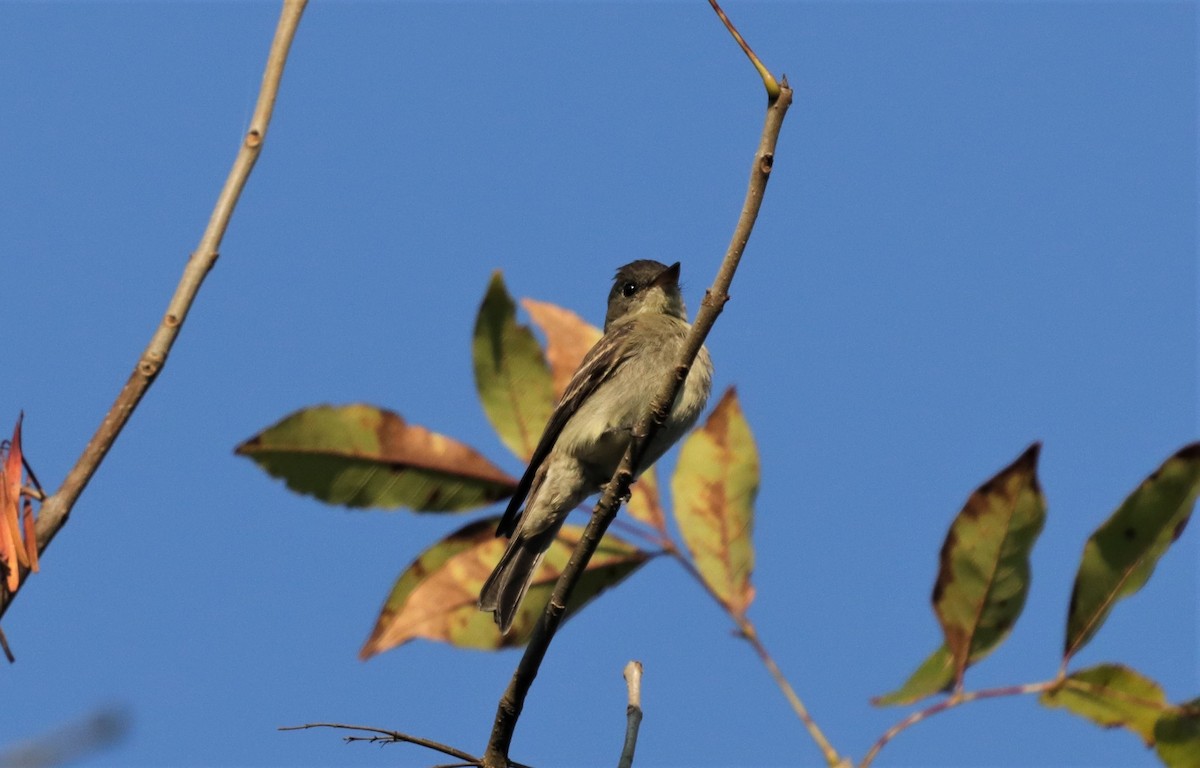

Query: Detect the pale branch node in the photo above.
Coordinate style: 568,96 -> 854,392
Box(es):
480,17 -> 794,768
618,661 -> 644,768
0,0 -> 309,626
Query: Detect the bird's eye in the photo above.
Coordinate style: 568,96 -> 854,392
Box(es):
621,281 -> 638,298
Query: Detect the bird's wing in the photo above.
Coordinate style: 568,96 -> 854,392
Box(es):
495,322 -> 636,537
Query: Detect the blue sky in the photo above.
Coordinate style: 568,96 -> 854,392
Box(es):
1,2 -> 1195,766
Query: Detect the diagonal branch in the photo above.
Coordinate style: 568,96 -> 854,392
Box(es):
481,22 -> 793,768
0,0 -> 309,623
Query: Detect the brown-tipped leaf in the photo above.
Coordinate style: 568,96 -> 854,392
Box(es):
1064,443 -> 1200,663
521,297 -> 602,401
627,466 -> 667,534
235,404 -> 517,512
933,443 -> 1045,687
359,518 -> 650,655
672,388 -> 759,618
473,273 -> 555,461
873,644 -> 956,707
1156,699 -> 1200,768
1040,664 -> 1169,746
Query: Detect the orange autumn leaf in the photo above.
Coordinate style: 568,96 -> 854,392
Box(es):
521,298 -> 602,401
0,482 -> 15,591
360,517 -> 650,656
0,415 -> 25,590
5,416 -> 27,571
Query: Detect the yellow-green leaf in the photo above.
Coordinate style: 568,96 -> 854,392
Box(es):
1064,443 -> 1200,663
473,273 -> 555,461
933,443 -> 1045,687
235,404 -> 516,512
672,388 -> 759,618
1040,664 -> 1169,746
521,297 -> 601,401
1156,699 -> 1200,768
359,518 -> 651,656
872,644 -> 955,707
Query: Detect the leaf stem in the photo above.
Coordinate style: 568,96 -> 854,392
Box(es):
860,680 -> 1058,768
707,0 -> 780,98
669,548 -> 842,766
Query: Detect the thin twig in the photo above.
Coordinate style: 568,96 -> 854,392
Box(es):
859,680 -> 1058,768
668,548 -> 842,766
481,13 -> 793,767
618,661 -> 644,768
0,0 -> 308,623
19,487 -> 44,503
707,0 -> 780,97
280,723 -> 483,765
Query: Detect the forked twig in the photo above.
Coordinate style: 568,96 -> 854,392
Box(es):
279,723 -> 491,766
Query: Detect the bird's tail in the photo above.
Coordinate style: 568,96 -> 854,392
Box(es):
479,532 -> 551,635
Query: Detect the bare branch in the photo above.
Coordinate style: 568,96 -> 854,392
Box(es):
481,10 -> 793,766
0,0 -> 309,623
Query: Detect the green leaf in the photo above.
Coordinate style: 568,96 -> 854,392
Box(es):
873,644 -> 955,707
1064,443 -> 1200,662
472,272 -> 555,461
932,443 -> 1045,687
359,517 -> 651,655
1040,664 -> 1169,746
1156,699 -> 1200,768
235,404 -> 517,512
672,388 -> 759,618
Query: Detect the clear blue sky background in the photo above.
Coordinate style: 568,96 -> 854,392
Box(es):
1,2 -> 1195,767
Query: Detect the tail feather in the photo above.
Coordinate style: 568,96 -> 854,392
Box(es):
479,533 -> 548,634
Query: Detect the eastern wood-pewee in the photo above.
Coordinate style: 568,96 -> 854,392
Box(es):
479,260 -> 713,633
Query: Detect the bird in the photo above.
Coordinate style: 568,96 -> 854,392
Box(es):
479,259 -> 713,634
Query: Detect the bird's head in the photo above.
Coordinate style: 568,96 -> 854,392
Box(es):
604,260 -> 685,330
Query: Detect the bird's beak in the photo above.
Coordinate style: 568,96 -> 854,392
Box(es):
651,261 -> 681,289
